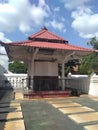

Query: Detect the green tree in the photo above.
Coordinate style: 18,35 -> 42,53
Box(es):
58,59 -> 81,77
79,36 -> 98,75
9,61 -> 27,73
87,36 -> 98,49
65,59 -> 81,76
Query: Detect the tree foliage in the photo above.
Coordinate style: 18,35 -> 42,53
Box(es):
9,61 -> 27,73
79,53 -> 98,74
58,59 -> 81,77
79,36 -> 98,75
87,36 -> 98,49
63,37 -> 98,75
65,59 -> 81,76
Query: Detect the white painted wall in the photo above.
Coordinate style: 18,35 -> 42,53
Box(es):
4,73 -> 27,89
34,62 -> 58,76
89,75 -> 98,96
60,76 -> 90,93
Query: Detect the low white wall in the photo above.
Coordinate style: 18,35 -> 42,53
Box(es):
58,75 -> 90,94
4,73 -> 27,90
89,75 -> 98,96
1,73 -> 98,96
64,77 -> 90,94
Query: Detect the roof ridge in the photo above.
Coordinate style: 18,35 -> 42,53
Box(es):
28,28 -> 47,39
46,29 -> 66,41
28,28 -> 68,42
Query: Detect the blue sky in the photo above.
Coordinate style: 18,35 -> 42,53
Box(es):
0,0 -> 98,70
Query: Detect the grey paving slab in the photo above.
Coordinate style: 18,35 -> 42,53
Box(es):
21,100 -> 84,130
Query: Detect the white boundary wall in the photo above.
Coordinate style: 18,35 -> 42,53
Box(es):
58,75 -> 90,94
1,73 -> 98,96
89,74 -> 98,96
4,73 -> 27,90
64,77 -> 90,94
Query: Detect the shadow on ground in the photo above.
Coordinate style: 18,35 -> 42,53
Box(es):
0,89 -> 15,130
21,99 -> 84,130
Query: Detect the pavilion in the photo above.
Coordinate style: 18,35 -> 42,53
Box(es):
1,27 -> 96,97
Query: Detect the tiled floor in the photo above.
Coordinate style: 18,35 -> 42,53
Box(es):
84,124 -> 98,130
0,120 -> 25,130
59,106 -> 94,114
68,112 -> 98,123
51,102 -> 82,108
0,91 -> 25,130
48,96 -> 98,130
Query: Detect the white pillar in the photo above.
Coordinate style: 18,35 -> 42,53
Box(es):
30,57 -> 34,90
89,74 -> 98,96
29,48 -> 39,90
62,61 -> 65,90
27,62 -> 31,89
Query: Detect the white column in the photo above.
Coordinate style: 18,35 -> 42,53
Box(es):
62,61 -> 65,90
30,57 -> 34,90
26,62 -> 31,90
89,74 -> 98,96
29,48 -> 39,90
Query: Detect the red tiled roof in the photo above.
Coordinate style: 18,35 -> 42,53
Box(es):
29,27 -> 68,43
7,40 -> 94,52
3,28 -> 95,52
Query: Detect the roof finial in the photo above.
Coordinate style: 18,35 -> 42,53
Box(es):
42,26 -> 48,30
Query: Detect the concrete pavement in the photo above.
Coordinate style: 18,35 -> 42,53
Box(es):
0,91 -> 25,130
48,96 -> 98,130
1,91 -> 98,130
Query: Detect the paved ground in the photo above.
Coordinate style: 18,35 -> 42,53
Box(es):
1,91 -> 98,130
0,90 -> 25,130
21,96 -> 98,130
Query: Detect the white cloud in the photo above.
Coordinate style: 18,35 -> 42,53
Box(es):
71,7 -> 98,38
61,0 -> 98,39
0,32 -> 11,43
61,0 -> 90,10
0,0 -> 50,33
51,20 -> 64,30
0,55 -> 8,71
0,46 -> 6,54
30,4 -> 49,26
54,7 -> 60,12
0,32 -> 11,70
47,19 -> 66,32
0,32 -> 10,64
